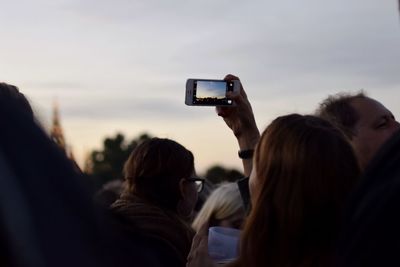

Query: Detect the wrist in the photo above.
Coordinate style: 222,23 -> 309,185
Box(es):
237,129 -> 260,151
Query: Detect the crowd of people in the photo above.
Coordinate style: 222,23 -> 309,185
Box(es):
187,74 -> 400,267
1,1 -> 400,266
2,74 -> 400,267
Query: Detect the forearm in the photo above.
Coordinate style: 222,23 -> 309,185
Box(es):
237,127 -> 260,177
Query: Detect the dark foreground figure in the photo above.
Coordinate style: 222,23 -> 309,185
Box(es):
339,128 -> 400,267
0,92 -> 168,266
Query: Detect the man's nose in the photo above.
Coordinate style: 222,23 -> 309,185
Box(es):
391,119 -> 400,131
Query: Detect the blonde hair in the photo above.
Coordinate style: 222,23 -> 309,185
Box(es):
192,182 -> 245,232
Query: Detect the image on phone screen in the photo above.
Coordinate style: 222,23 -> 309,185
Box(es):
193,81 -> 233,105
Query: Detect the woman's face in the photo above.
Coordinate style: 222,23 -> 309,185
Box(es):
249,161 -> 261,207
186,180 -> 199,212
217,209 -> 246,229
180,171 -> 199,216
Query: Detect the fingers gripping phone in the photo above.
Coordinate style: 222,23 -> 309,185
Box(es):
185,79 -> 240,106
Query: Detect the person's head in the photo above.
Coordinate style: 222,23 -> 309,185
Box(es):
316,93 -> 400,170
192,183 -> 245,232
123,138 -> 200,217
235,114 -> 360,267
0,83 -> 33,120
95,179 -> 124,207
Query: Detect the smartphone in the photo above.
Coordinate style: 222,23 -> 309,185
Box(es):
185,79 -> 240,106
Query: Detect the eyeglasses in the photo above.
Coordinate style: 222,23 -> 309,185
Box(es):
185,177 -> 205,193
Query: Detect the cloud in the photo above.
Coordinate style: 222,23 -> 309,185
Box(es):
57,94 -> 211,121
21,81 -> 85,91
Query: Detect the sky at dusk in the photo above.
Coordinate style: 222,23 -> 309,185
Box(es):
1,0 -> 399,174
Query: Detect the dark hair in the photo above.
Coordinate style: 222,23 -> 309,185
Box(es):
231,114 -> 361,267
123,138 -> 195,211
0,83 -> 33,119
315,92 -> 367,139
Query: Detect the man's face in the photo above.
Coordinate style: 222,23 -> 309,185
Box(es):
350,97 -> 400,169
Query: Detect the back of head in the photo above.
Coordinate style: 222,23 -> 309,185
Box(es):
315,92 -> 367,140
0,83 -> 33,120
123,138 -> 195,211
192,183 -> 244,232
0,98 -> 172,267
0,91 -> 107,267
237,114 -> 360,267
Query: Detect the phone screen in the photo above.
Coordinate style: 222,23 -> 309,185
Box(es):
193,80 -> 234,105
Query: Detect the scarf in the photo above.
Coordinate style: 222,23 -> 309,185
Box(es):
111,194 -> 195,265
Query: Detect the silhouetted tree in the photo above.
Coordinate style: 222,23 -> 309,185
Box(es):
88,133 -> 243,191
204,165 -> 244,184
88,132 -> 152,190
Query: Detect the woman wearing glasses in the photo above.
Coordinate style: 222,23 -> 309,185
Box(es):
111,137 -> 204,267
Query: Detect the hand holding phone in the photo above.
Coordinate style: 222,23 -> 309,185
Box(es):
185,79 -> 240,106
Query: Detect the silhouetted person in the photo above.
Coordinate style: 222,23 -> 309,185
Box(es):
0,83 -> 166,267
337,129 -> 400,267
316,92 -> 400,169
111,138 -> 204,267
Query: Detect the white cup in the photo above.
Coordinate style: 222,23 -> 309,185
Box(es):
208,226 -> 241,263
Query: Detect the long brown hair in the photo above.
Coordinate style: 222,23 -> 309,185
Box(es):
231,114 -> 360,267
